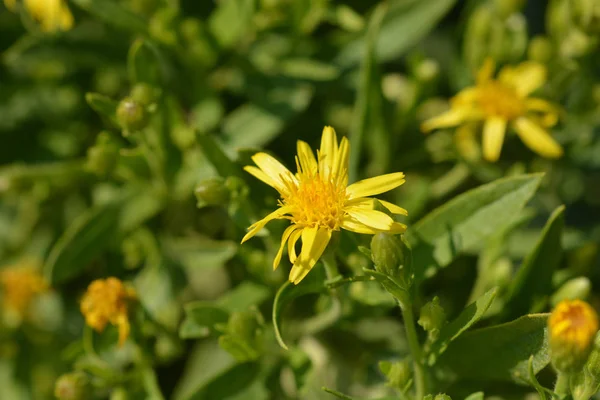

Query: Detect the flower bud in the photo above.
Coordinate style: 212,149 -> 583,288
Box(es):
549,300 -> 599,373
117,97 -> 148,133
585,334 -> 600,381
195,177 -> 230,207
418,296 -> 447,340
370,233 -> 406,279
379,359 -> 412,389
494,0 -> 525,18
110,387 -> 129,400
130,83 -> 158,106
219,309 -> 264,362
528,36 -> 554,63
54,372 -> 89,400
551,277 -> 592,307
435,394 -> 452,400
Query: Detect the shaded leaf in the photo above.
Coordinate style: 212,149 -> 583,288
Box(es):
336,0 -> 457,67
71,0 -> 148,33
44,200 -> 122,284
85,92 -> 119,127
128,39 -> 161,85
405,174 -> 544,280
428,288 -> 498,364
503,206 -> 565,320
438,314 -> 550,383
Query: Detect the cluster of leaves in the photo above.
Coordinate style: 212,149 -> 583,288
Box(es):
0,0 -> 599,399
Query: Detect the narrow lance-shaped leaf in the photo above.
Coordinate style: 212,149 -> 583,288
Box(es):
502,205 -> 565,321
405,173 -> 544,281
44,200 -> 122,284
71,0 -> 148,33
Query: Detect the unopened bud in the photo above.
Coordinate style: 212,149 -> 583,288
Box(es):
549,300 -> 599,373
434,394 -> 452,400
379,359 -> 412,389
110,387 -> 129,400
370,233 -> 405,279
54,372 -> 89,400
195,177 -> 230,207
494,0 -> 525,18
528,36 -> 554,63
131,83 -> 158,106
117,97 -> 147,132
585,334 -> 600,381
551,277 -> 592,307
418,296 -> 447,339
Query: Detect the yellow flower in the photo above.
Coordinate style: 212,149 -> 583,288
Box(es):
0,263 -> 47,316
548,299 -> 599,372
241,126 -> 407,284
4,0 -> 74,32
421,58 -> 562,162
80,277 -> 136,347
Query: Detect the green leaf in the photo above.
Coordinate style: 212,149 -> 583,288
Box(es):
119,186 -> 165,232
208,0 -> 255,49
44,201 -> 122,284
85,93 -> 119,127
183,361 -> 261,400
336,0 -> 457,67
71,0 -> 148,33
273,268 -> 327,350
162,236 -> 238,270
278,58 -> 340,81
128,39 -> 161,85
405,174 -> 544,280
322,387 -> 397,400
464,392 -> 484,400
196,132 -> 244,179
217,282 -> 271,313
222,86 -> 313,149
180,302 -> 230,339
503,205 -> 565,320
427,288 -> 498,364
348,2 -> 387,182
438,314 -> 550,383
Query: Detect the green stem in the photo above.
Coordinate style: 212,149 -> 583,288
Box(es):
322,251 -> 340,281
398,297 -> 427,400
554,372 -> 570,397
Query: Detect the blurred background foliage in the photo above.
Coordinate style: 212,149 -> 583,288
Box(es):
0,0 -> 599,399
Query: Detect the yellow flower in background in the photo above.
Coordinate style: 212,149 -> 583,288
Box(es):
421,59 -> 562,162
242,126 -> 407,284
4,0 -> 74,32
0,262 -> 47,317
80,277 -> 136,347
548,299 -> 599,372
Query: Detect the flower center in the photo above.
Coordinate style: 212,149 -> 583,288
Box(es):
282,174 -> 347,230
477,81 -> 524,120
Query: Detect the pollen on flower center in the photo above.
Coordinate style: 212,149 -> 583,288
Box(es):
282,174 -> 347,230
477,82 -> 524,120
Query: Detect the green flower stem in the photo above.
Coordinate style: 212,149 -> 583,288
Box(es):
396,293 -> 427,400
554,372 -> 570,397
322,251 -> 341,281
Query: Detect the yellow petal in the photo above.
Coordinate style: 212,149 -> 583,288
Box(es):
340,217 -> 379,234
319,126 -> 338,179
296,140 -> 318,175
421,106 -> 479,132
345,208 -> 395,231
251,152 -> 295,189
346,172 -> 405,200
241,206 -> 291,243
116,314 -> 130,347
455,123 -> 481,161
377,199 -> 408,216
482,116 -> 507,162
288,228 -> 302,264
244,166 -> 281,191
387,221 -> 408,234
525,98 -> 559,127
476,58 -> 496,84
332,136 -> 349,183
289,227 -> 331,284
345,197 -> 376,209
513,117 -> 563,159
273,225 -> 297,270
499,61 -> 547,97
